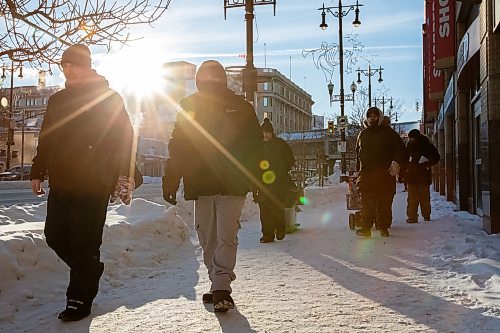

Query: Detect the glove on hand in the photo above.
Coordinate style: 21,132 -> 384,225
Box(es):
163,190 -> 177,205
388,161 -> 400,177
252,191 -> 260,203
110,176 -> 135,205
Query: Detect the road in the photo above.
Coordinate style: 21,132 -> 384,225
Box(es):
0,181 -> 164,206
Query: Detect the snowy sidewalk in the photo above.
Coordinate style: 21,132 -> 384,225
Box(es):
0,182 -> 499,332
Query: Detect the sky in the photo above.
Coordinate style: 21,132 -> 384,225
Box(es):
12,0 -> 424,123
1,174 -> 499,331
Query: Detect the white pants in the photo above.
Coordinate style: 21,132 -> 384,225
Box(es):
194,194 -> 245,293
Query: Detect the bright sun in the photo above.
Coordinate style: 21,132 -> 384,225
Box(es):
99,48 -> 168,98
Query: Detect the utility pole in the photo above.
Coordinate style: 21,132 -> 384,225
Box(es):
356,63 -> 384,108
319,0 -> 362,177
224,0 -> 276,103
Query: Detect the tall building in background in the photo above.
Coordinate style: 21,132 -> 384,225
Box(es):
127,61 -> 197,176
227,67 -> 314,133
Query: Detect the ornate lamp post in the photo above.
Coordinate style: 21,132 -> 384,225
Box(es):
1,62 -> 24,169
224,0 -> 276,103
318,0 -> 363,176
356,63 -> 383,107
374,95 -> 393,114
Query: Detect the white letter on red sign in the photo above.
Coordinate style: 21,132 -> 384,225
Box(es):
439,0 -> 450,38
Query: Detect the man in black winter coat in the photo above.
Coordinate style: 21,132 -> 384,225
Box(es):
355,107 -> 408,238
30,44 -> 136,321
255,118 -> 295,243
162,60 -> 262,312
403,129 -> 440,223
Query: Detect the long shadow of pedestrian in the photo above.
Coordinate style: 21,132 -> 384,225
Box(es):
215,307 -> 258,333
282,225 -> 500,332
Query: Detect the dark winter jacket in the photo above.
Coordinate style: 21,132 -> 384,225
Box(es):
258,136 -> 295,205
30,73 -> 134,195
356,112 -> 408,195
404,134 -> 440,185
162,88 -> 262,200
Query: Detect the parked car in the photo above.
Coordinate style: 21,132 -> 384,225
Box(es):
0,165 -> 32,181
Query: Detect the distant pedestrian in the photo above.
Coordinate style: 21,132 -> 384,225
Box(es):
403,129 -> 440,223
162,60 -> 262,312
355,107 -> 408,238
254,118 -> 295,243
30,44 -> 139,321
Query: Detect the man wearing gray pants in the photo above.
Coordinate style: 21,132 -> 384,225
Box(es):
162,60 -> 262,312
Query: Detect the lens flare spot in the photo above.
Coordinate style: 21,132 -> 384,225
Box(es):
262,170 -> 276,184
299,196 -> 309,205
260,160 -> 270,170
320,211 -> 333,225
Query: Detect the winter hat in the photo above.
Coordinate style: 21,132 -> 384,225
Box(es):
260,118 -> 274,133
365,106 -> 383,126
61,44 -> 91,68
408,129 -> 421,138
195,60 -> 228,92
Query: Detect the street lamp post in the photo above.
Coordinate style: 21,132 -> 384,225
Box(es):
1,62 -> 23,169
356,63 -> 383,107
374,95 -> 393,114
224,0 -> 276,103
319,0 -> 363,176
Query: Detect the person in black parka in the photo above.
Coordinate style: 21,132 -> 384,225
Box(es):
255,118 -> 295,243
355,107 -> 408,238
403,129 -> 440,223
162,60 -> 262,312
30,44 -> 137,321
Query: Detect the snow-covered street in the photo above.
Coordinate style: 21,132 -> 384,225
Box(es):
1,176 -> 499,332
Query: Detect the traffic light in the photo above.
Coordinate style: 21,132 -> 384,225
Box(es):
327,120 -> 334,134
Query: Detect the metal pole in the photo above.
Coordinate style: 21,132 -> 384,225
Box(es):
368,63 -> 372,107
338,0 -> 346,175
6,62 -> 14,169
244,1 -> 257,104
21,110 -> 25,180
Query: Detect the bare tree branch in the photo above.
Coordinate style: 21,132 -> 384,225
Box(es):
0,0 -> 172,70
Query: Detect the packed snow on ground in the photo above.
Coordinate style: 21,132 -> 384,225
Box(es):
0,173 -> 499,332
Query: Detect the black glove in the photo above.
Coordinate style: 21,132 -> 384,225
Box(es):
252,191 -> 259,203
163,189 -> 177,205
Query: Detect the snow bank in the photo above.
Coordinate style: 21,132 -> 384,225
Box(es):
0,198 -> 188,322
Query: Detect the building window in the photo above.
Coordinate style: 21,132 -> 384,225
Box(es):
264,111 -> 273,121
263,96 -> 272,107
263,82 -> 270,91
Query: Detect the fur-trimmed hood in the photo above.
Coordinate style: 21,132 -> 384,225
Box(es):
363,106 -> 384,128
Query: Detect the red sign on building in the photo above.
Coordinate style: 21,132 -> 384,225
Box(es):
424,0 -> 445,113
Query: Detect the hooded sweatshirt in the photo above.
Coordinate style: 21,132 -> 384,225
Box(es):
31,71 -> 134,195
355,107 -> 407,194
163,61 -> 262,199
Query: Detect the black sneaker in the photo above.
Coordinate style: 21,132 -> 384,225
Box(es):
406,218 -> 418,224
212,290 -> 234,312
260,236 -> 274,243
58,299 -> 91,322
380,229 -> 390,237
276,229 -> 286,240
202,292 -> 213,304
356,228 -> 371,238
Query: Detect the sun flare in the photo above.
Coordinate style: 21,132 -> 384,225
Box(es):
99,48 -> 168,98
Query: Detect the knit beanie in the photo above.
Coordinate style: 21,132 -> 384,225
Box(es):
408,129 -> 420,138
260,118 -> 274,133
61,44 -> 92,68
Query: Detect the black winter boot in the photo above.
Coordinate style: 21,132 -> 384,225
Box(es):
202,292 -> 213,304
356,228 -> 371,238
58,299 -> 91,322
212,290 -> 234,312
